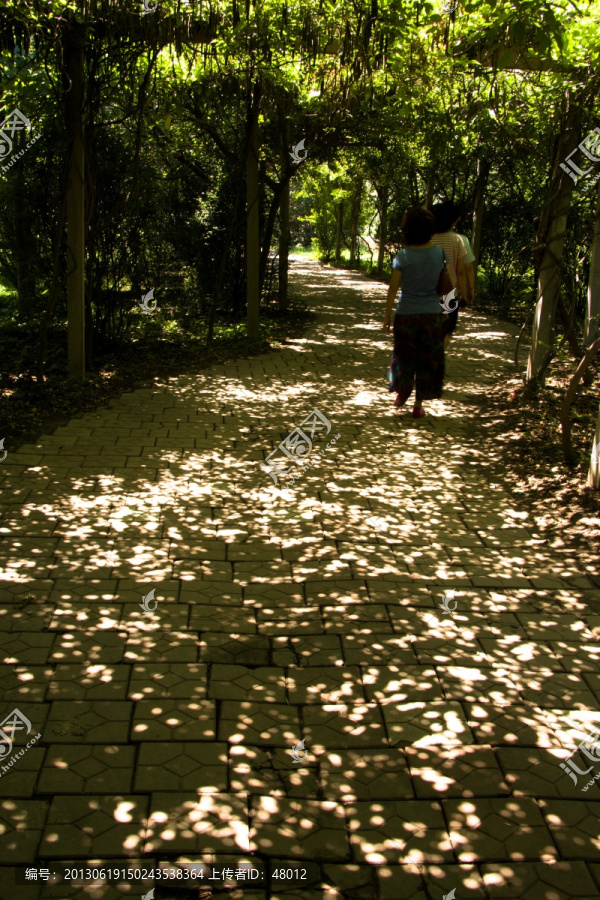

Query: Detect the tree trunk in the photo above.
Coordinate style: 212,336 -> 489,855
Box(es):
335,201 -> 344,264
425,173 -> 434,209
14,167 -> 36,320
585,177 -> 600,347
349,187 -> 361,265
557,289 -> 581,360
207,163 -> 244,345
246,82 -> 260,340
279,173 -> 290,312
377,184 -> 388,277
588,399 -> 600,490
526,97 -> 582,386
64,25 -> 86,380
259,181 -> 284,294
471,158 -> 489,272
560,337 -> 600,465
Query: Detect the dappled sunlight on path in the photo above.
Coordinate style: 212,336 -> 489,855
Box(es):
0,258 -> 599,898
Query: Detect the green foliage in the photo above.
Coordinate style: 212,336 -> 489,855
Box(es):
0,0 -> 599,389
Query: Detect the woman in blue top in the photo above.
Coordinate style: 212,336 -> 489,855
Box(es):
383,207 -> 446,418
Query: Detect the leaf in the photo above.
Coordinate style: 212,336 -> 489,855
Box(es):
512,20 -> 526,46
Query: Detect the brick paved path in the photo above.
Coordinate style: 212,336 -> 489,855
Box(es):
1,257 -> 599,899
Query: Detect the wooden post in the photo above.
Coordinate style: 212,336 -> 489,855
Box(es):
471,158 -> 489,273
64,26 -> 86,379
588,399 -> 600,490
246,86 -> 260,339
527,97 -> 581,384
585,177 -> 600,347
377,184 -> 388,277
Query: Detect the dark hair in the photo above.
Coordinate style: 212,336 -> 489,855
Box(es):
430,200 -> 461,234
402,207 -> 435,245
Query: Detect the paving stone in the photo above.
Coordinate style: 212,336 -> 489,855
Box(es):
47,603 -> 122,632
145,793 -> 250,854
381,700 -> 472,748
549,641 -> 600,672
170,538 -> 228,560
47,579 -> 119,604
243,583 -> 304,609
411,637 -> 488,666
256,606 -> 323,635
319,862 -> 379,899
463,703 -> 561,748
119,603 -> 190,633
234,561 -> 293,584
2,256 -> 599,885
365,584 -> 433,607
444,797 -> 558,862
181,581 -> 244,605
382,863 -> 489,898
189,605 -> 257,633
286,666 -> 365,705
435,665 -> 523,705
0,603 -> 54,633
218,701 -> 300,747
541,799 -> 600,859
513,671 -> 598,710
515,613 -> 594,642
0,580 -> 55,604
320,748 -> 413,802
303,580 -> 369,606
495,746 -> 597,798
0,865 -> 42,900
124,631 -> 199,662
322,604 -> 393,633
38,745 -> 135,794
303,703 -> 387,751
362,665 -> 444,703
341,633 -> 417,666
251,797 -> 350,861
0,633 -> 55,665
272,634 -> 343,666
199,633 -> 270,665
131,699 -> 216,741
2,665 -> 53,702
229,744 -> 319,798
40,794 -> 148,857
0,747 -> 45,797
50,631 -> 127,664
174,560 -> 232,581
481,859 -> 599,898
406,745 -> 509,798
127,663 -> 207,701
478,638 -> 564,672
0,799 -> 49,863
134,742 -> 228,792
45,701 -> 132,744
347,798 -> 452,864
208,665 -> 286,703
48,664 -> 131,700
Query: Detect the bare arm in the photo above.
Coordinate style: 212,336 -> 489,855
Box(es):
464,261 -> 475,303
383,268 -> 401,332
456,255 -> 468,302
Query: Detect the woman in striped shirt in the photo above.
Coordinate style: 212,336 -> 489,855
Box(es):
430,201 -> 469,350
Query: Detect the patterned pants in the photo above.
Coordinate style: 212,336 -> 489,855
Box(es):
390,314 -> 445,404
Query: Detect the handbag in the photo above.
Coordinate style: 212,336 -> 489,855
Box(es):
437,259 -> 453,298
387,351 -> 400,392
